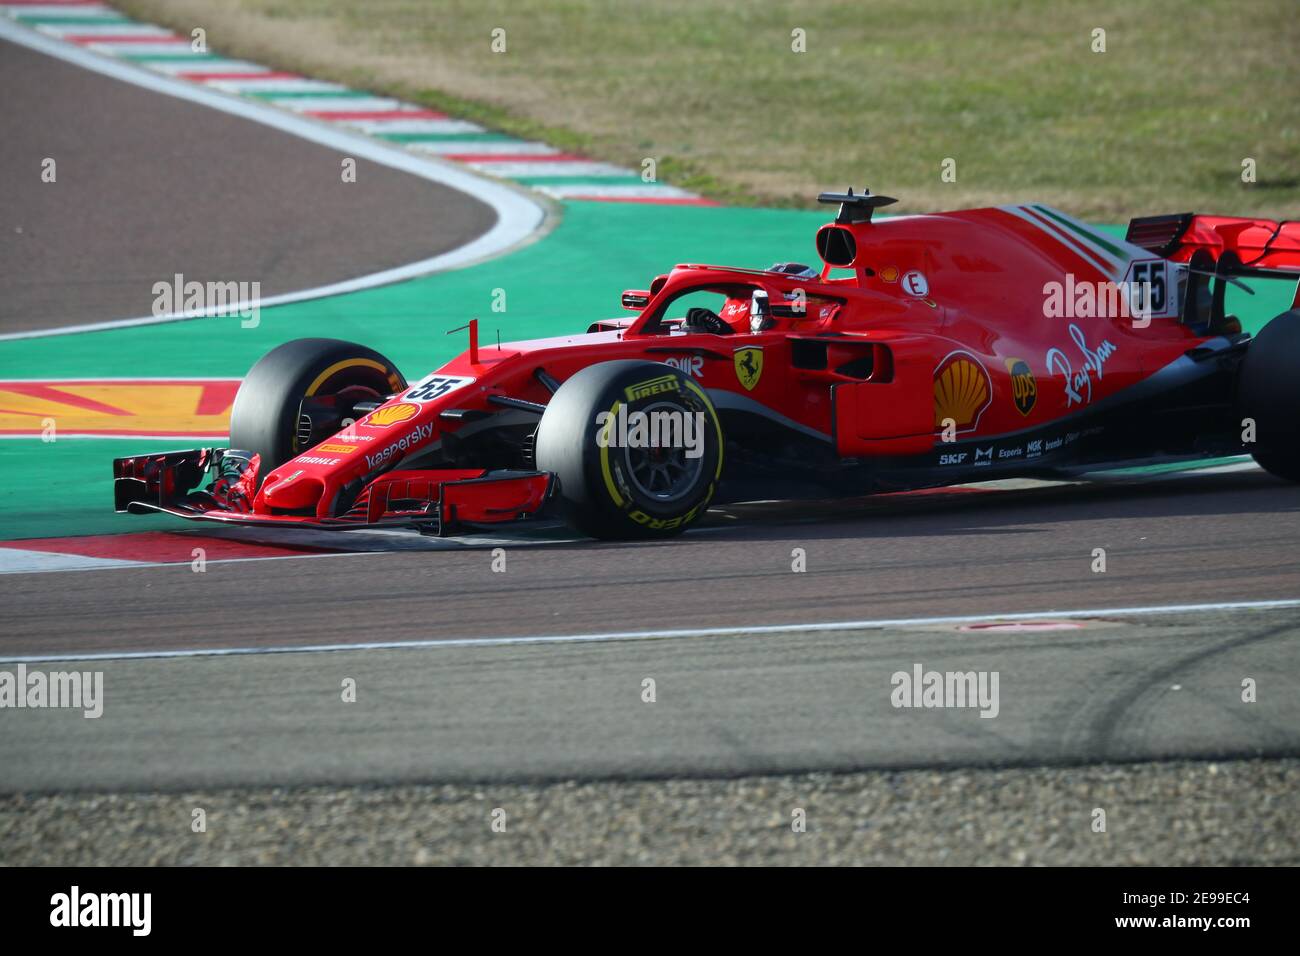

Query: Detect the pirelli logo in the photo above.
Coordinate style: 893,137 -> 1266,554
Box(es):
625,374 -> 678,402
317,443 -> 357,454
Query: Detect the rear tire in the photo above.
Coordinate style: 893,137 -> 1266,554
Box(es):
534,360 -> 724,539
229,337 -> 406,479
1239,309 -> 1300,482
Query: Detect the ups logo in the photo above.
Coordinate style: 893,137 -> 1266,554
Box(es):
1005,358 -> 1037,416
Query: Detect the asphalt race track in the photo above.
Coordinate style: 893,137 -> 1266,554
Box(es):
3,467 -> 1299,657
3,466 -> 1299,793
0,37 -> 496,333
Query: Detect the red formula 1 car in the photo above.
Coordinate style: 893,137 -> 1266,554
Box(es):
114,189 -> 1300,539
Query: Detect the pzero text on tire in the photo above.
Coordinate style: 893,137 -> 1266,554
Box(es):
534,360 -> 724,539
229,337 -> 406,480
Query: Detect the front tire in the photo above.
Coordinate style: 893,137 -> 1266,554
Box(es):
1239,309 -> 1300,482
229,337 -> 406,479
535,360 -> 724,539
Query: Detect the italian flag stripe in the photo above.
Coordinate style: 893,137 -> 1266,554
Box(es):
1032,204 -> 1127,260
1019,206 -> 1114,274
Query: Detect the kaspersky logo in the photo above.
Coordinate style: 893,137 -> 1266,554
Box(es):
365,422 -> 436,470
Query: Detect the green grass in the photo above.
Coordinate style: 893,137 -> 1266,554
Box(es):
116,0 -> 1300,219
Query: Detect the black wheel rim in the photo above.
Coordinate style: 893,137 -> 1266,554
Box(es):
621,400 -> 706,503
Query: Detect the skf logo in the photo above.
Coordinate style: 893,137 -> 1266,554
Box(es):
625,374 -> 679,402
1005,358 -> 1037,416
933,350 -> 991,433
317,443 -> 357,454
939,452 -> 968,466
366,403 -> 418,427
733,347 -> 763,391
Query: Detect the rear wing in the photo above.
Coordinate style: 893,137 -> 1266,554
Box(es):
1127,213 -> 1300,311
1126,213 -> 1300,274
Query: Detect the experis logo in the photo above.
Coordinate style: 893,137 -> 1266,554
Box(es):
365,423 -> 436,469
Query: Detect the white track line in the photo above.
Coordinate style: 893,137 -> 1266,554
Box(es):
409,140 -> 561,156
0,550 -> 147,573
74,40 -> 193,55
468,160 -> 631,178
347,118 -> 487,135
539,183 -> 698,199
36,22 -> 174,37
270,96 -> 410,112
138,58 -> 278,76
203,77 -> 350,94
5,598 -> 1297,664
0,17 -> 547,342
7,4 -> 117,16
0,547 -> 382,576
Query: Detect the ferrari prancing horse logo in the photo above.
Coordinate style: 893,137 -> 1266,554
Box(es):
733,347 -> 763,391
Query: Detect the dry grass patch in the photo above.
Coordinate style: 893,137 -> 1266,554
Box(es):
117,0 -> 1300,219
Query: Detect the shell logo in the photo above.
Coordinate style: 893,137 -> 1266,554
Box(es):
366,402 -> 419,427
0,379 -> 238,438
933,351 -> 991,432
